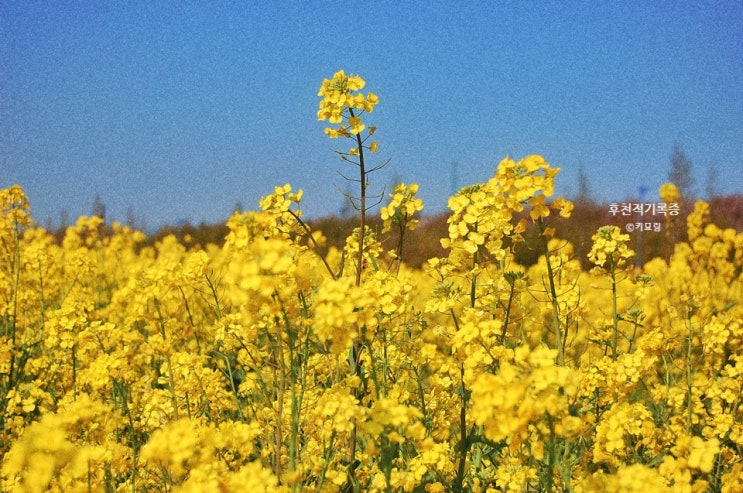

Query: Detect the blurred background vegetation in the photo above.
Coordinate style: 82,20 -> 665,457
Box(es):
47,193 -> 743,271
45,145 -> 743,270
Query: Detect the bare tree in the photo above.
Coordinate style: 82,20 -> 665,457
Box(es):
576,163 -> 593,205
668,141 -> 695,200
59,208 -> 70,230
125,206 -> 148,231
91,194 -> 106,221
705,164 -> 719,200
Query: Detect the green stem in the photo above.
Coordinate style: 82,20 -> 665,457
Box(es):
685,311 -> 694,433
72,344 -> 77,399
288,209 -> 336,279
455,363 -> 468,493
155,301 -> 179,419
545,415 -> 556,492
36,257 -> 47,326
273,334 -> 285,479
347,107 -> 367,492
452,261 -> 473,492
349,108 -> 366,288
537,218 -> 564,365
500,280 -> 516,344
7,217 -> 22,387
204,270 -> 223,319
610,262 -> 619,360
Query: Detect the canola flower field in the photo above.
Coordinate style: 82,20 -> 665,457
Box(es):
1,72 -> 742,492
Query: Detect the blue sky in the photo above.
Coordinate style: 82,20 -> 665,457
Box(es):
2,1 -> 742,229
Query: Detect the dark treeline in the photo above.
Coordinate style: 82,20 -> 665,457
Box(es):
47,194 -> 743,271
309,194 -> 743,269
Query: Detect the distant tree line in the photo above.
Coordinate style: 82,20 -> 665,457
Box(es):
40,192 -> 742,270
42,143 -> 741,268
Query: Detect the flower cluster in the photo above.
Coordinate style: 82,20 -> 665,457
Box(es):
380,183 -> 424,234
587,225 -> 635,269
317,69 -> 379,145
660,182 -> 681,205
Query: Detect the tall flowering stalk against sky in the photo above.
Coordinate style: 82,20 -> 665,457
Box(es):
318,70 -> 381,287
318,70 -> 382,488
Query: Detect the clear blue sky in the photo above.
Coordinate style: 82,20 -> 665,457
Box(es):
3,1 -> 742,229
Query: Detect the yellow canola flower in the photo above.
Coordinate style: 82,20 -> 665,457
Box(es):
592,402 -> 657,467
312,276 -> 374,354
582,463 -> 676,493
363,397 -> 423,433
348,115 -> 365,134
309,385 -> 365,439
687,200 -> 710,241
317,70 -> 379,151
470,346 -> 579,447
551,196 -> 574,218
659,182 -> 681,204
0,184 -> 32,229
687,436 -> 720,473
346,74 -> 365,91
381,182 -> 424,233
222,461 -> 289,492
527,194 -> 550,221
317,70 -> 376,117
362,92 -> 379,112
587,225 -> 634,268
